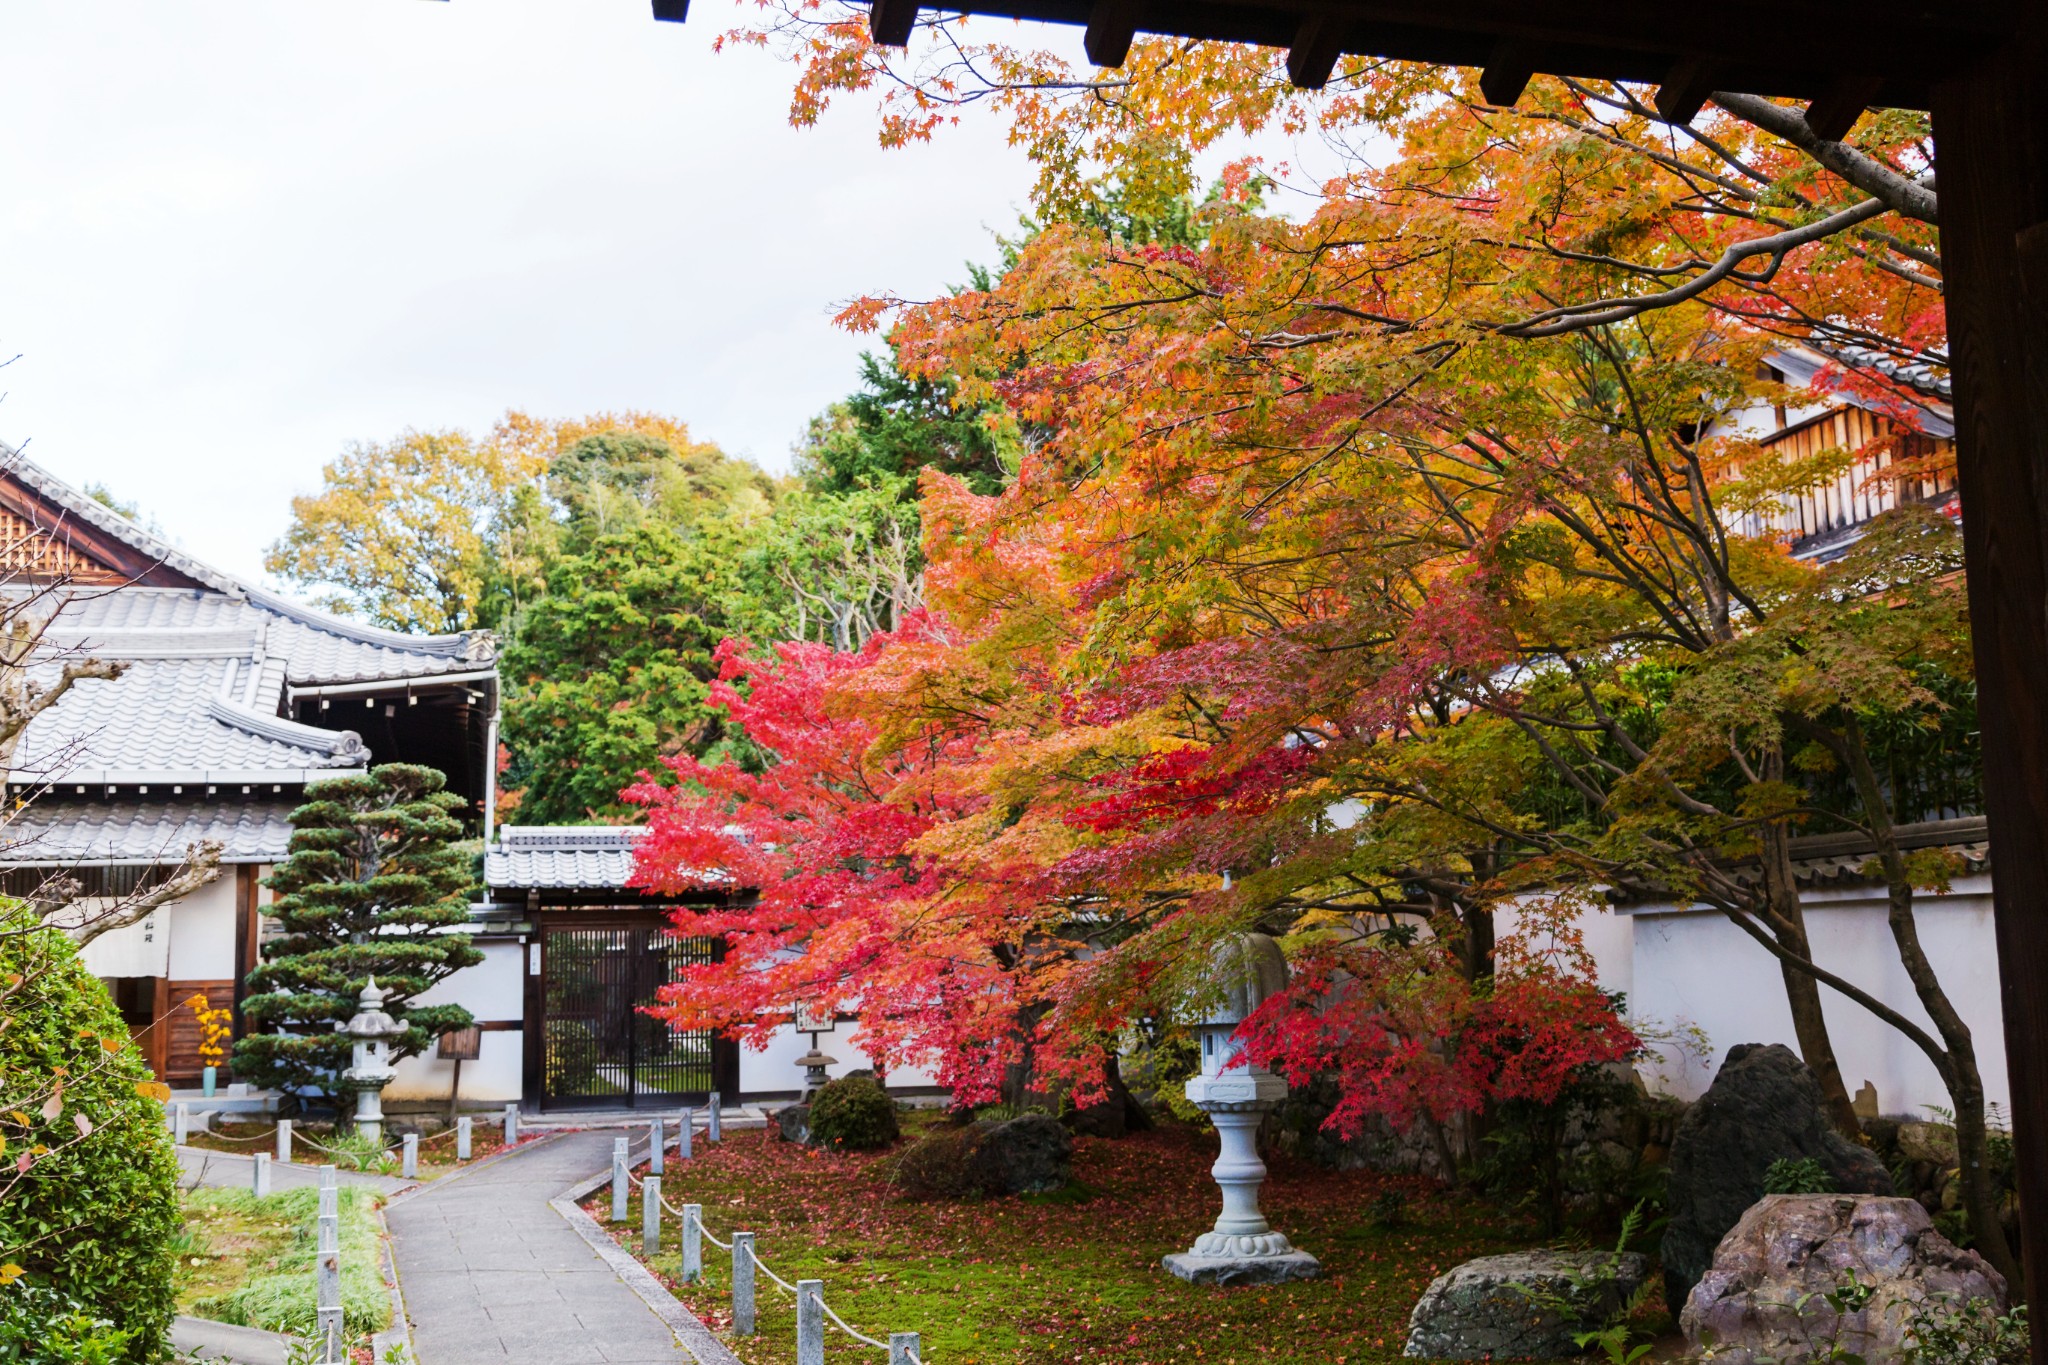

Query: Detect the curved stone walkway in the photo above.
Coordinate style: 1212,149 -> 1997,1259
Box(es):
386,1130 -> 718,1365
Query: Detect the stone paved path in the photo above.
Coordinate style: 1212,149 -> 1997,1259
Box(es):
386,1131 -> 696,1365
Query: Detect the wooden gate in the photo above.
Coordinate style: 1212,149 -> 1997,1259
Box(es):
535,916 -> 735,1111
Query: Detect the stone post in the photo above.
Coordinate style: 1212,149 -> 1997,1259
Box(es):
708,1092 -> 722,1142
681,1202 -> 702,1283
642,1176 -> 662,1254
649,1118 -> 665,1175
503,1103 -> 519,1146
732,1232 -> 756,1335
173,1103 -> 189,1145
611,1137 -> 630,1222
315,1194 -> 343,1365
401,1133 -> 419,1179
277,1119 -> 292,1163
890,1332 -> 922,1365
797,1280 -> 825,1365
456,1116 -> 472,1160
679,1109 -> 694,1160
252,1152 -> 271,1198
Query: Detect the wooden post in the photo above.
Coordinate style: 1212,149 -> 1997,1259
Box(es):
1932,2 -> 2048,1332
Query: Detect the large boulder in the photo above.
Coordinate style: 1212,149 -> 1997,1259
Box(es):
773,1103 -> 812,1145
972,1113 -> 1072,1194
1403,1250 -> 1648,1360
1662,1044 -> 1893,1309
1681,1195 -> 2006,1365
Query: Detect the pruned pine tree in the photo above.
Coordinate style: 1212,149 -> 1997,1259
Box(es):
235,763 -> 480,1111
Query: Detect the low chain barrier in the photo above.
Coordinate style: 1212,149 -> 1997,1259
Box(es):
644,1111 -> 924,1365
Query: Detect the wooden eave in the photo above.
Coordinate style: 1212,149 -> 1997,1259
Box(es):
651,0 -> 2008,111
0,477 -> 206,589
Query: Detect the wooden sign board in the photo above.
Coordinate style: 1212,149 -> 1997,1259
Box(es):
437,1026 -> 482,1061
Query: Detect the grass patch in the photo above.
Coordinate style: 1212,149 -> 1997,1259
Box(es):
177,1186 -> 391,1337
591,1114 -> 1542,1365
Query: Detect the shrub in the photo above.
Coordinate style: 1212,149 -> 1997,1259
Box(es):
807,1076 -> 899,1152
890,1128 -> 994,1199
0,1284 -> 134,1365
0,904 -> 181,1358
1905,1294 -> 2028,1365
544,1019 -> 602,1095
1763,1156 -> 1836,1194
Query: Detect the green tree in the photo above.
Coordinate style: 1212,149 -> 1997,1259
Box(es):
0,904 -> 181,1358
265,429 -> 537,635
499,523 -> 750,823
797,350 -> 1019,499
235,765 -> 480,1111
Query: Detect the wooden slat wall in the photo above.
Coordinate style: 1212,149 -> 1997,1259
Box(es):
1729,406 -> 1958,547
164,981 -> 234,1084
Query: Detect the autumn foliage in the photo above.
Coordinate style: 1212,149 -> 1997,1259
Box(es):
626,6 -> 1994,1234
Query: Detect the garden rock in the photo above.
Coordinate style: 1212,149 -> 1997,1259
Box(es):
774,1103 -> 812,1144
1680,1194 -> 2006,1365
973,1114 -> 1071,1193
1662,1044 -> 1893,1310
1895,1122 -> 1958,1168
1402,1249 -> 1648,1360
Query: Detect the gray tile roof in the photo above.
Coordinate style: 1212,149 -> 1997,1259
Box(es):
1,796 -> 298,866
485,826 -> 644,891
0,453 -> 497,786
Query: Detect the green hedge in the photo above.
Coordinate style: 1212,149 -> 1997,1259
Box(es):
0,903 -> 181,1359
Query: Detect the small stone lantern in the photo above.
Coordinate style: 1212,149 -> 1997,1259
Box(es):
342,978 -> 405,1146
792,1003 -> 837,1098
1163,933 -> 1321,1285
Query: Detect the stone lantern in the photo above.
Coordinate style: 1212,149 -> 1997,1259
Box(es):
1162,933 -> 1321,1285
792,1003 -> 837,1098
342,978 -> 405,1146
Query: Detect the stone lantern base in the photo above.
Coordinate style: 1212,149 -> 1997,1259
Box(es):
1163,1246 -> 1322,1286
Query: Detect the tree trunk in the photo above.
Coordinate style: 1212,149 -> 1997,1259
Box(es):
1835,719 -> 2024,1289
1759,816 -> 1863,1138
1104,1050 -> 1154,1132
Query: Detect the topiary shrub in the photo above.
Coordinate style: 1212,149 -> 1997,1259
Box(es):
0,902 -> 181,1357
806,1076 -> 899,1152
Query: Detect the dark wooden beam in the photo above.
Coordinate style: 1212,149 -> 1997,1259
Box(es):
1932,0 -> 2048,1336
1803,74 -> 1883,141
1285,13 -> 1345,91
870,0 -> 920,47
796,1 -> 2009,108
1083,0 -> 1140,68
650,0 -> 688,22
1652,57 -> 1718,125
1478,39 -> 1538,107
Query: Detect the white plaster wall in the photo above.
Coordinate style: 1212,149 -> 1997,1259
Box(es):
385,937 -> 527,1103
165,874 -> 240,980
1626,878 -> 2006,1116
738,1021 -> 944,1099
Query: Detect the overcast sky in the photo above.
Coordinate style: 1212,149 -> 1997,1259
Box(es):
0,0 -> 1057,581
